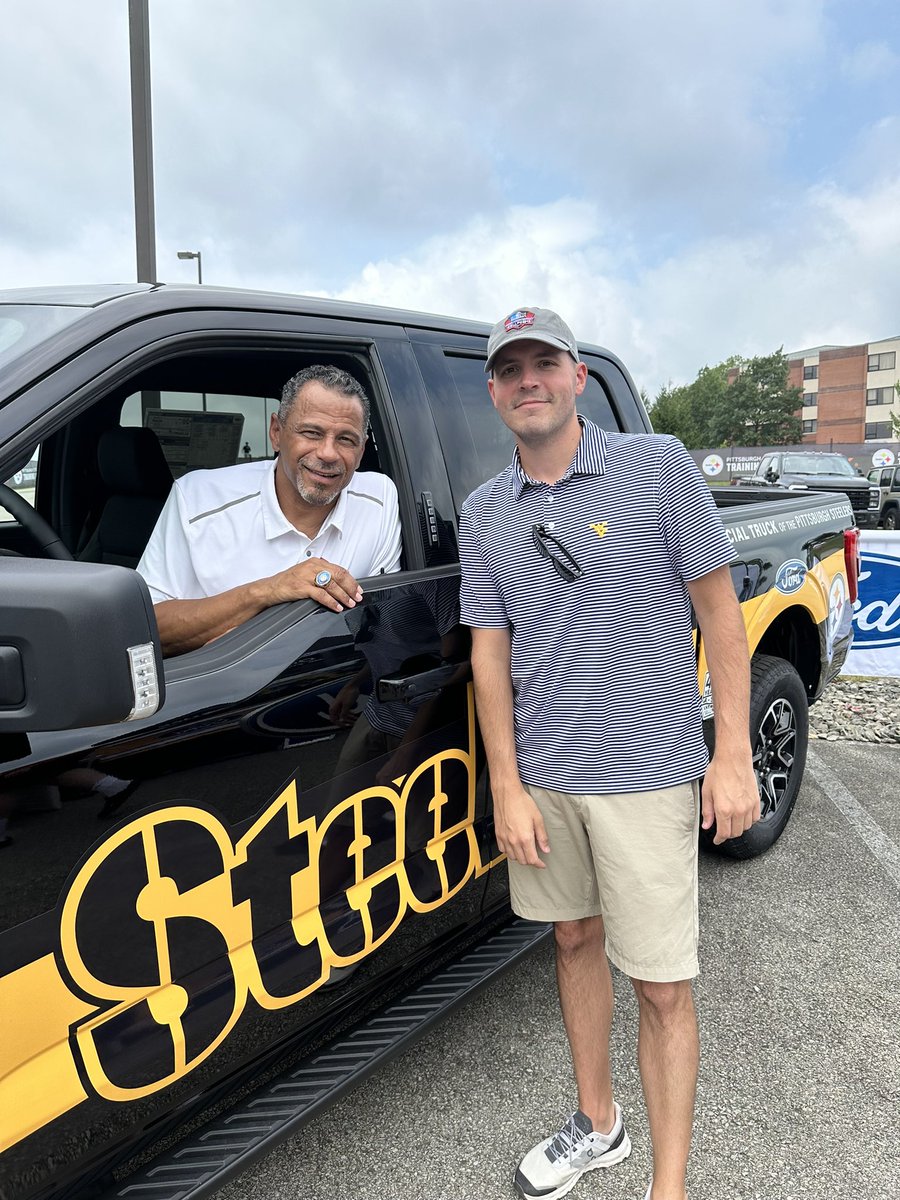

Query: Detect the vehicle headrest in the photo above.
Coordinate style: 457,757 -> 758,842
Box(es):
97,428 -> 173,498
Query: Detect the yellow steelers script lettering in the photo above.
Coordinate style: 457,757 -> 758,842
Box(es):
55,688 -> 498,1102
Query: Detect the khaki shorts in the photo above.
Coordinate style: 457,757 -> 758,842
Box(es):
509,782 -> 701,983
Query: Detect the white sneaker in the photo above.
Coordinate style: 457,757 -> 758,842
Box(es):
514,1103 -> 631,1200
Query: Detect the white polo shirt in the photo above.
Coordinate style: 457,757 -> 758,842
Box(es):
137,459 -> 402,603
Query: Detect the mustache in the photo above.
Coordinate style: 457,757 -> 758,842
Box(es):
300,459 -> 343,477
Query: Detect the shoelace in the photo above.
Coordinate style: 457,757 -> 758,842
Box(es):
546,1115 -> 586,1165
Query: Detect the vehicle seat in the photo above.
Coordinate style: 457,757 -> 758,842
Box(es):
77,428 -> 173,568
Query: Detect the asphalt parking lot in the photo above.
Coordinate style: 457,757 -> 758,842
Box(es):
216,738 -> 900,1200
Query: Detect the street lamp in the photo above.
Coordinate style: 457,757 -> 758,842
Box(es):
177,249 -> 206,411
177,249 -> 203,283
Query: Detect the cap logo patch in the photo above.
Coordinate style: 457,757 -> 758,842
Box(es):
504,310 -> 535,333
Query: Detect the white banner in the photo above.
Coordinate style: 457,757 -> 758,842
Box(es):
842,531 -> 900,677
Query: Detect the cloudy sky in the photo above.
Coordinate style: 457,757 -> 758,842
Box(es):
2,0 -> 899,396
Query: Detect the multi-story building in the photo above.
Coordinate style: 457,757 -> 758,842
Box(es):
789,336 -> 900,444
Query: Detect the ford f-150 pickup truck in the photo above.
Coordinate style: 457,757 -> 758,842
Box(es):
0,285 -> 860,1200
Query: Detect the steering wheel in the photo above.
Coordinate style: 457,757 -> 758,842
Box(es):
0,483 -> 73,560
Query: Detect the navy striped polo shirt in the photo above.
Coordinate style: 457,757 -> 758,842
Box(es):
458,419 -> 735,794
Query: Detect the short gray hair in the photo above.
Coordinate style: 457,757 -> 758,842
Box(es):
278,364 -> 370,432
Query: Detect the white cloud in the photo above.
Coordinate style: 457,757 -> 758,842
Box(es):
1,0 -> 833,287
307,171 -> 900,401
331,200 -> 610,314
1,0 -> 898,416
622,173 -> 900,390
0,220 -> 136,289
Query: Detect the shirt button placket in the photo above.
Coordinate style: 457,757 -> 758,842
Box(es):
544,487 -> 555,529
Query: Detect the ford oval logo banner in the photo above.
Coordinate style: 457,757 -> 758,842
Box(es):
853,552 -> 900,648
775,559 -> 807,594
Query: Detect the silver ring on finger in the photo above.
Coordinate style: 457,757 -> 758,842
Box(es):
315,569 -> 332,587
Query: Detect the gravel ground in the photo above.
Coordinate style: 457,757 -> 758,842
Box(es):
809,674 -> 900,743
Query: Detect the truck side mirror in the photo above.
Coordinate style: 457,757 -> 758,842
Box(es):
0,560 -> 164,734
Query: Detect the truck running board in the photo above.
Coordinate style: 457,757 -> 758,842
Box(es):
105,917 -> 551,1200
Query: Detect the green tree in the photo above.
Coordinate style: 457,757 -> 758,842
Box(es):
889,380 -> 900,439
649,350 -> 801,447
714,349 -> 802,446
649,361 -> 734,448
650,383 -> 703,447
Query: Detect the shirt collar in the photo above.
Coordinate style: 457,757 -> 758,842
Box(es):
510,417 -> 608,499
325,483 -> 349,536
262,460 -> 349,541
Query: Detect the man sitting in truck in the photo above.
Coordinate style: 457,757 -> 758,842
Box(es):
137,364 -> 402,657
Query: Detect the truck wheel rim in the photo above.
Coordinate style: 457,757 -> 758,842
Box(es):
752,698 -> 796,819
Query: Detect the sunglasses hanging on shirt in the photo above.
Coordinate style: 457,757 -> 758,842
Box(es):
531,523 -> 583,583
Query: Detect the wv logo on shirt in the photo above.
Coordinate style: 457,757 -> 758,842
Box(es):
590,522 -> 608,538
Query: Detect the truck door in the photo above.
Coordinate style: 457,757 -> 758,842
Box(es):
405,334 -> 652,913
0,313 -> 494,1195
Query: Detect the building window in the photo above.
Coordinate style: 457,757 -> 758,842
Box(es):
802,393 -> 818,408
868,351 -> 897,372
803,365 -> 818,380
865,421 -> 894,440
867,387 -> 893,405
802,419 -> 817,433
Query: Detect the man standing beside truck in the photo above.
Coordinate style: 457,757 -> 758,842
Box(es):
458,308 -> 759,1200
138,364 -> 401,656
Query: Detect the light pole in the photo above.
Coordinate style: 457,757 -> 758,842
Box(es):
177,250 -> 206,410
129,0 -> 156,282
177,249 -> 203,283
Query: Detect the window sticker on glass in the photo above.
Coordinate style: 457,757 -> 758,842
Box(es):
145,410 -> 244,475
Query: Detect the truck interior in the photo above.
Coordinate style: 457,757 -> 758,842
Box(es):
0,346 -> 392,568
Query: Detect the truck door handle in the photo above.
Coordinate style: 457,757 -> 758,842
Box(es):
376,662 -> 462,703
420,490 -> 440,548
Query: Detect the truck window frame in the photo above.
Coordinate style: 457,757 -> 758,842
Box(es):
408,334 -> 648,514
0,320 -> 425,542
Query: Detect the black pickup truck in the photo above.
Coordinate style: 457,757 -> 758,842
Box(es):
0,285 -> 860,1200
743,450 -> 881,528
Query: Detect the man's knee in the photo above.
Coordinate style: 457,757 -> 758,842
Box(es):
554,915 -> 604,958
632,977 -> 694,1021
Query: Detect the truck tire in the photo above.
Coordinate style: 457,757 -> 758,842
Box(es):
701,654 -> 808,859
882,506 -> 899,530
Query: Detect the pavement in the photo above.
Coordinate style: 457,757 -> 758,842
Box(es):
215,739 -> 899,1200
